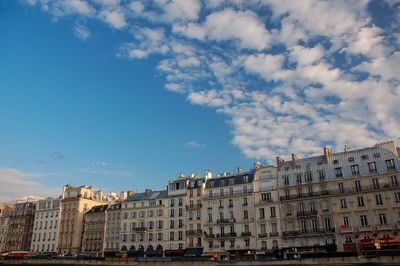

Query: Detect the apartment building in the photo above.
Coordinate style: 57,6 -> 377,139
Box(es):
203,168 -> 256,258
185,175 -> 204,249
120,189 -> 167,256
104,203 -> 122,256
253,165 -> 281,256
58,185 -> 111,255
4,201 -> 36,251
82,205 -> 108,256
30,197 -> 61,253
0,204 -> 12,252
327,141 -> 400,252
165,175 -> 189,254
277,151 -> 336,253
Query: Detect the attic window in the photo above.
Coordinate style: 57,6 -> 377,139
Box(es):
374,153 -> 381,158
362,155 -> 369,160
333,159 -> 339,164
348,157 -> 354,163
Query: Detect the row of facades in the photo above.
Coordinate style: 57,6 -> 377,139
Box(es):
1,141 -> 400,256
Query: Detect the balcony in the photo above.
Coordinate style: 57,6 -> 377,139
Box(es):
186,204 -> 202,210
358,225 -> 371,232
241,232 -> 251,237
280,190 -> 330,201
133,227 -> 147,232
216,218 -> 236,224
269,232 -> 279,237
282,228 -> 335,237
297,210 -> 318,217
186,229 -> 203,236
339,226 -> 354,233
205,189 -> 253,199
377,224 -> 392,231
258,233 -> 268,238
216,232 -> 237,238
205,233 -> 214,238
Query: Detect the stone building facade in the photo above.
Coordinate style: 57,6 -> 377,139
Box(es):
82,205 -> 108,256
58,185 -> 111,255
30,197 -> 61,253
0,204 -> 12,252
4,201 -> 36,251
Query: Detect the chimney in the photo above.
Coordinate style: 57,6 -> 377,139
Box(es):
323,147 -> 331,162
253,162 -> 261,170
237,167 -> 243,174
145,188 -> 152,193
276,157 -> 285,171
291,154 -> 299,166
344,145 -> 352,152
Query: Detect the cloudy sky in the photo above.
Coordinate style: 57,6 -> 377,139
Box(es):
0,0 -> 399,201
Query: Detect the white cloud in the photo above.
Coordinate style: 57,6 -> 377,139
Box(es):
355,51 -> 400,81
0,168 -> 60,202
165,83 -> 185,93
73,23 -> 91,40
172,23 -> 206,40
100,7 -> 127,29
204,9 -> 271,50
185,140 -> 206,149
289,44 -> 325,66
129,1 -> 144,14
161,0 -> 201,22
187,89 -> 231,107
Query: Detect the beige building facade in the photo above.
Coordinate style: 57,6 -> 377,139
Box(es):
58,185 -> 111,255
202,168 -> 257,258
30,197 -> 61,253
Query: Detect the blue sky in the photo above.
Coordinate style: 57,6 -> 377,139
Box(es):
0,0 -> 399,201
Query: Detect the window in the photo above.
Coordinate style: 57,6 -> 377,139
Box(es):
391,175 -> 398,187
338,182 -> 344,193
305,172 -> 312,182
355,180 -> 362,192
261,193 -> 272,202
395,192 -> 400,203
208,213 -> 212,222
311,219 -> 318,232
270,207 -> 276,218
335,167 -> 343,178
170,209 -> 175,217
220,189 -> 224,196
340,199 -> 347,208
345,236 -> 353,243
372,178 -> 380,189
379,213 -> 387,225
351,165 -> 360,175
245,239 -> 250,246
178,208 -> 183,217
376,194 -> 383,205
283,176 -> 289,186
357,196 -> 364,207
242,197 -> 248,206
243,210 -> 248,219
296,174 -> 302,184
178,198 -> 183,206
343,216 -> 349,227
333,159 -> 339,164
360,215 -> 368,226
386,159 -> 396,171
348,157 -> 354,162
169,232 -> 174,241
361,155 -> 369,160
170,220 -> 174,229
170,199 -> 175,207
300,220 -> 307,233
259,208 -> 265,219
368,162 -> 377,173
318,171 -> 325,181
